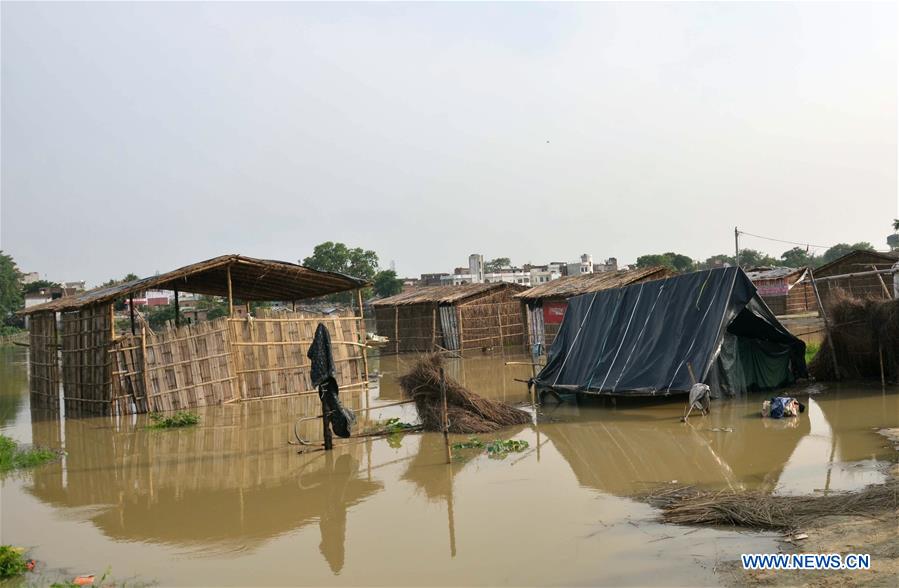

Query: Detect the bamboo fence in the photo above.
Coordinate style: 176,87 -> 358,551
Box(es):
28,312 -> 60,410
60,304 -> 115,416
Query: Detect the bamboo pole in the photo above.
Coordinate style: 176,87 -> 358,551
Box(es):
140,326 -> 149,404
356,289 -> 370,408
431,305 -> 437,351
440,367 -> 452,464
809,267 -> 841,380
872,265 -> 892,298
394,306 -> 400,354
129,296 -> 136,335
879,343 -> 886,388
174,288 -> 180,327
456,305 -> 464,356
226,265 -> 234,317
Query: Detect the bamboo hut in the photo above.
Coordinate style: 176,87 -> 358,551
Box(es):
20,254 -> 370,416
810,250 -> 899,311
371,282 -> 526,354
744,267 -> 815,316
515,266 -> 672,351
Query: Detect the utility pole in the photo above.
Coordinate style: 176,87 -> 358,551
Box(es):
734,227 -> 740,268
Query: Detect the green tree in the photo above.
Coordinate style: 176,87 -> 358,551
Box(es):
146,304 -> 183,330
23,279 -> 61,294
484,257 -> 511,272
0,252 -> 23,320
780,247 -> 815,268
302,242 -> 378,281
635,252 -> 695,274
893,219 -> 899,231
302,242 -> 380,303
817,242 -> 875,266
373,270 -> 403,298
697,254 -> 735,270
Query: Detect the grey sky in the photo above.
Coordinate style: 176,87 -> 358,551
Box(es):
2,2 -> 896,286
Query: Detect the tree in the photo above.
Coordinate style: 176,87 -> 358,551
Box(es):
817,242 -> 875,266
0,252 -> 23,320
484,257 -> 511,273
23,280 -> 61,294
373,270 -> 403,298
894,219 -> 899,231
302,242 -> 379,281
302,242 -> 380,303
146,304 -> 183,330
635,252 -> 695,274
697,254 -> 735,270
780,247 -> 815,268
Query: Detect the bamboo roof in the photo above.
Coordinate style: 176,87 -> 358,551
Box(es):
20,254 -> 368,315
515,266 -> 673,302
370,282 -> 526,307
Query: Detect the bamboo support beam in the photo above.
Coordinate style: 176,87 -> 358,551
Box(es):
227,265 -> 234,317
809,267 -> 841,380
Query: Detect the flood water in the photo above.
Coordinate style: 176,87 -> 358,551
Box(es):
1,346 -> 897,586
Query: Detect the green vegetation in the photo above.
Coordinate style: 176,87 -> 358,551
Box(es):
805,341 -> 820,365
22,279 -> 61,294
451,437 -> 529,460
302,241 -> 401,302
0,252 -> 23,323
373,270 -> 403,298
484,257 -> 511,273
0,434 -> 57,473
148,411 -> 200,429
0,545 -> 28,579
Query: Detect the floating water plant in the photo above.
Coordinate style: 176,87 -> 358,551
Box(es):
0,435 -> 57,473
451,437 -> 528,460
148,411 -> 200,429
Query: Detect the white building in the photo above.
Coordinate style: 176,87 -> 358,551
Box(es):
567,254 -> 594,276
21,272 -> 40,285
468,254 -> 485,283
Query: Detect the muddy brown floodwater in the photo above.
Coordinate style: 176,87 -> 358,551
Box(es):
1,346 -> 897,586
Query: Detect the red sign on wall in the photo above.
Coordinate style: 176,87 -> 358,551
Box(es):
543,301 -> 568,324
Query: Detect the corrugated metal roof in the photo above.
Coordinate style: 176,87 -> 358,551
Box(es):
744,267 -> 804,281
370,282 -> 525,307
20,254 -> 368,315
515,266 -> 673,301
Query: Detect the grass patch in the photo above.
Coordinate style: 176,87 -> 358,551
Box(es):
805,341 -> 820,365
0,545 -> 28,580
451,437 -> 529,460
0,435 -> 57,473
148,411 -> 200,429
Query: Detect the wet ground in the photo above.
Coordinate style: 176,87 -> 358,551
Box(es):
1,346 -> 897,586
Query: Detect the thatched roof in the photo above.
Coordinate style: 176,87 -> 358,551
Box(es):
20,254 -> 368,315
813,249 -> 899,277
370,282 -> 525,307
744,267 -> 805,281
515,266 -> 672,302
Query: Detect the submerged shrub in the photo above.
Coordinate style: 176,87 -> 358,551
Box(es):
0,545 -> 27,579
148,411 -> 200,429
0,435 -> 57,473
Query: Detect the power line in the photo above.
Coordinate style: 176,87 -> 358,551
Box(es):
736,229 -> 833,250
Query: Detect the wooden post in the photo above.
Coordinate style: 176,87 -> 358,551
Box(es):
394,306 -> 399,354
129,295 -> 136,335
879,343 -> 886,388
440,367 -> 451,464
873,265 -> 892,298
496,304 -> 504,348
173,288 -> 180,327
809,267 -> 841,380
109,303 -> 115,339
321,393 -> 333,451
356,289 -> 370,408
226,265 -> 234,317
431,305 -> 437,351
140,326 -> 149,405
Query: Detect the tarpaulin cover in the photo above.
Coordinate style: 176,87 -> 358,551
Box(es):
534,267 -> 807,396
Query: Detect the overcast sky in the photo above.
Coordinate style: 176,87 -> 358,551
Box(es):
2,2 -> 897,286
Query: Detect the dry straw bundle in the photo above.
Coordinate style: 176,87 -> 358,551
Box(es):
643,480 -> 898,531
398,354 -> 532,434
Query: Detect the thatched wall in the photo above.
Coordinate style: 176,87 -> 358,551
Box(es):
809,294 -> 898,381
373,285 -> 525,354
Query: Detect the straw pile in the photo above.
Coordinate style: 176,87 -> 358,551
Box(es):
642,480 -> 898,531
398,354 -> 532,434
809,293 -> 898,381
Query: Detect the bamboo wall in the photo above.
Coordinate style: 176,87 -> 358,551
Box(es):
109,310 -> 367,415
457,288 -> 525,351
60,304 -> 114,416
28,312 -> 60,410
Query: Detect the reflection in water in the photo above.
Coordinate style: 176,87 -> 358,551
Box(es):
1,349 -> 896,585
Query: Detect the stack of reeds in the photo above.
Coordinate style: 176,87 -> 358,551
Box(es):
642,480 -> 898,531
398,354 -> 531,434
